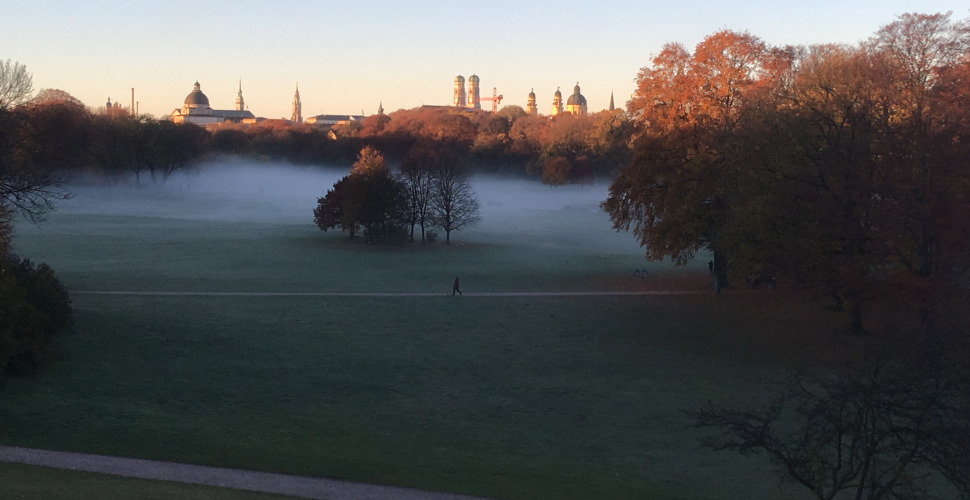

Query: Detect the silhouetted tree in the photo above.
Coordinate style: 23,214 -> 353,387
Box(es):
430,160 -> 480,244
692,341 -> 970,499
400,144 -> 437,242
0,62 -> 67,222
0,59 -> 32,110
314,147 -> 407,244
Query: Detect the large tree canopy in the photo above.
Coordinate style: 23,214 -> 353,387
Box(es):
314,147 -> 407,244
604,13 -> 970,334
604,30 -> 792,288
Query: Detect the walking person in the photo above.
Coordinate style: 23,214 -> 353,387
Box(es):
452,276 -> 462,296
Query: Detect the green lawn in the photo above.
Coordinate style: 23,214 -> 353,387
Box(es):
2,174 -> 853,499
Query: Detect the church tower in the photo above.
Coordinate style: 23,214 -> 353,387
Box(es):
526,89 -> 537,115
467,74 -> 481,110
235,80 -> 245,111
565,82 -> 588,116
552,87 -> 563,116
453,75 -> 466,107
609,91 -> 615,111
291,84 -> 302,123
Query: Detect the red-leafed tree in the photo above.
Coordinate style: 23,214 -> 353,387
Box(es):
604,30 -> 793,289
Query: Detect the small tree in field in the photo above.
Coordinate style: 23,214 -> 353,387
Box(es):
430,160 -> 480,244
399,144 -> 436,243
314,147 -> 407,244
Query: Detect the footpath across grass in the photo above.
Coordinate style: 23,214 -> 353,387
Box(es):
0,463 -> 303,500
2,175 -> 855,499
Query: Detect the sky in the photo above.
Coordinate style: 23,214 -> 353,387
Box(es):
4,1 -> 968,120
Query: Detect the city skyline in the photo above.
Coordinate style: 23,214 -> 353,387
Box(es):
4,1 -> 968,119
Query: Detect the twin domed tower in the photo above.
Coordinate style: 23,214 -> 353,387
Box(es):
453,75 -> 481,109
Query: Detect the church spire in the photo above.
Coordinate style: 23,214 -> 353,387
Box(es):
235,79 -> 245,111
609,91 -> 615,111
291,84 -> 302,123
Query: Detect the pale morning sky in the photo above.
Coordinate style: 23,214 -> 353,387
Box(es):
4,1 -> 968,119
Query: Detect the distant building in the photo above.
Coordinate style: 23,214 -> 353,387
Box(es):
552,87 -> 563,116
453,76 -> 466,107
565,83 -> 588,116
170,81 -> 254,125
526,88 -> 537,115
305,114 -> 365,126
235,80 -> 245,111
453,74 -> 486,110
467,74 -> 481,110
291,84 -> 302,123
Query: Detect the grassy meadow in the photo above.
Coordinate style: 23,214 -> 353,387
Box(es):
1,162 -> 856,499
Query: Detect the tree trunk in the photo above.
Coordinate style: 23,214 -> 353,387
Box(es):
713,248 -> 730,290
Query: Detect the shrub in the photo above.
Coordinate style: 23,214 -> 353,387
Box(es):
0,255 -> 72,376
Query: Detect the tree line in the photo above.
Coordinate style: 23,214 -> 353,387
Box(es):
600,13 -> 970,497
207,105 -> 634,184
604,12 -> 970,335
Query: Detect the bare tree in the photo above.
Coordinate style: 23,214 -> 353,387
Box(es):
430,161 -> 480,244
0,60 -> 65,225
692,349 -> 970,500
399,160 -> 434,242
400,143 -> 450,243
0,59 -> 33,109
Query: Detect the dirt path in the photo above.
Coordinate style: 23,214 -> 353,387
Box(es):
0,446 -> 494,500
75,290 -> 703,297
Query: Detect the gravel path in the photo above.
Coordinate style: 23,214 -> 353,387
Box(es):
74,290 -> 701,297
0,446 -> 495,500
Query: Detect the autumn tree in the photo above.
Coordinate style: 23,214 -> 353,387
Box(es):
508,113 -> 547,169
712,43 -> 885,331
588,109 -> 634,174
314,147 -> 407,244
866,12 -> 970,296
725,14 -> 970,333
604,31 -> 791,288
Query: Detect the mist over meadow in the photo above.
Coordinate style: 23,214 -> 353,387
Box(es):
53,158 -> 646,255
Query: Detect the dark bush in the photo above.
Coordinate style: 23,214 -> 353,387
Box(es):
0,255 -> 72,375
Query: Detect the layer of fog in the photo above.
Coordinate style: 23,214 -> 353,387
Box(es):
55,158 -> 644,253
